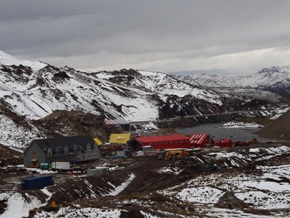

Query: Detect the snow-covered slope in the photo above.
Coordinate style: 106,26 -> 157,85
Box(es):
0,50 -> 280,149
0,50 -> 224,123
0,51 -> 224,148
173,66 -> 290,100
174,66 -> 290,88
96,70 -> 222,105
0,50 -> 47,72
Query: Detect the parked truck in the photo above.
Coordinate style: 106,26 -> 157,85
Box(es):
51,162 -> 70,170
22,175 -> 54,190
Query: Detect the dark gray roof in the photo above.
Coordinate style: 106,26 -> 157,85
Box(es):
29,135 -> 96,154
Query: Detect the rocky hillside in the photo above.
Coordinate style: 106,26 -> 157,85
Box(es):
0,50 -> 285,149
173,66 -> 290,100
256,109 -> 290,140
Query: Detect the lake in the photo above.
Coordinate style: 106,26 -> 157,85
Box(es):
175,123 -> 270,143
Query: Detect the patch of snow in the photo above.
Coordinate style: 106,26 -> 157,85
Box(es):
249,148 -> 260,153
157,167 -> 183,175
107,173 -> 135,196
56,207 -> 123,218
0,114 -> 43,149
0,192 -> 42,218
176,186 -> 224,204
221,121 -> 263,128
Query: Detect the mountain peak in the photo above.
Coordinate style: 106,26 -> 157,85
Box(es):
0,50 -> 47,71
257,66 -> 290,74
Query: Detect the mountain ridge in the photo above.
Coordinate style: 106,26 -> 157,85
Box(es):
173,66 -> 290,100
173,67 -> 290,86
0,50 -> 284,149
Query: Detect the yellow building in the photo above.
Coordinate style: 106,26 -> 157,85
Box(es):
109,133 -> 131,146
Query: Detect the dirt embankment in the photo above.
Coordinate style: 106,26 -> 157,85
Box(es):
256,109 -> 290,140
0,143 -> 22,159
33,110 -> 119,142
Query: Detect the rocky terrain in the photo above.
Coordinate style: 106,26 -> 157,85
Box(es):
257,109 -> 290,140
0,50 -> 286,150
173,66 -> 290,100
1,51 -> 290,217
1,143 -> 290,217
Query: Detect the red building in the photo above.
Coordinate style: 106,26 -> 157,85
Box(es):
215,139 -> 233,147
189,133 -> 215,148
128,134 -> 190,150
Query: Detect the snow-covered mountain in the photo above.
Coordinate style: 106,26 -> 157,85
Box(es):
173,66 -> 290,98
0,50 -> 46,71
0,51 -> 282,149
0,62 -> 222,122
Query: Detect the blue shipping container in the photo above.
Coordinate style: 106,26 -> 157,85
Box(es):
22,175 -> 54,190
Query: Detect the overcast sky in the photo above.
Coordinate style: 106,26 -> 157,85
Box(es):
1,0 -> 290,75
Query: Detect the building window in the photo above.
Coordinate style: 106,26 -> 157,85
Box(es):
87,154 -> 91,158
48,148 -> 52,157
64,146 -> 68,155
87,143 -> 91,150
73,144 -> 78,151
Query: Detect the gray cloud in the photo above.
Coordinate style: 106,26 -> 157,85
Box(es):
1,0 -> 290,74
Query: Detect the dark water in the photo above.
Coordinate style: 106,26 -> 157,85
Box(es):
175,123 -> 270,143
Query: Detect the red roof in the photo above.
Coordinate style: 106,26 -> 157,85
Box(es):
136,134 -> 189,143
215,139 -> 233,147
189,133 -> 210,145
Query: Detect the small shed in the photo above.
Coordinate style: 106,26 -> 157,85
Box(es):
128,134 -> 190,150
189,133 -> 215,148
215,139 -> 233,147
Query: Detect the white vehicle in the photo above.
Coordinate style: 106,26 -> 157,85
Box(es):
51,162 -> 70,170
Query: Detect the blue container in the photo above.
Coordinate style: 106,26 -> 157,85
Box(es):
125,150 -> 132,157
22,175 -> 54,190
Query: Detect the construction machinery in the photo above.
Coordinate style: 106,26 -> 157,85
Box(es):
157,149 -> 190,160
